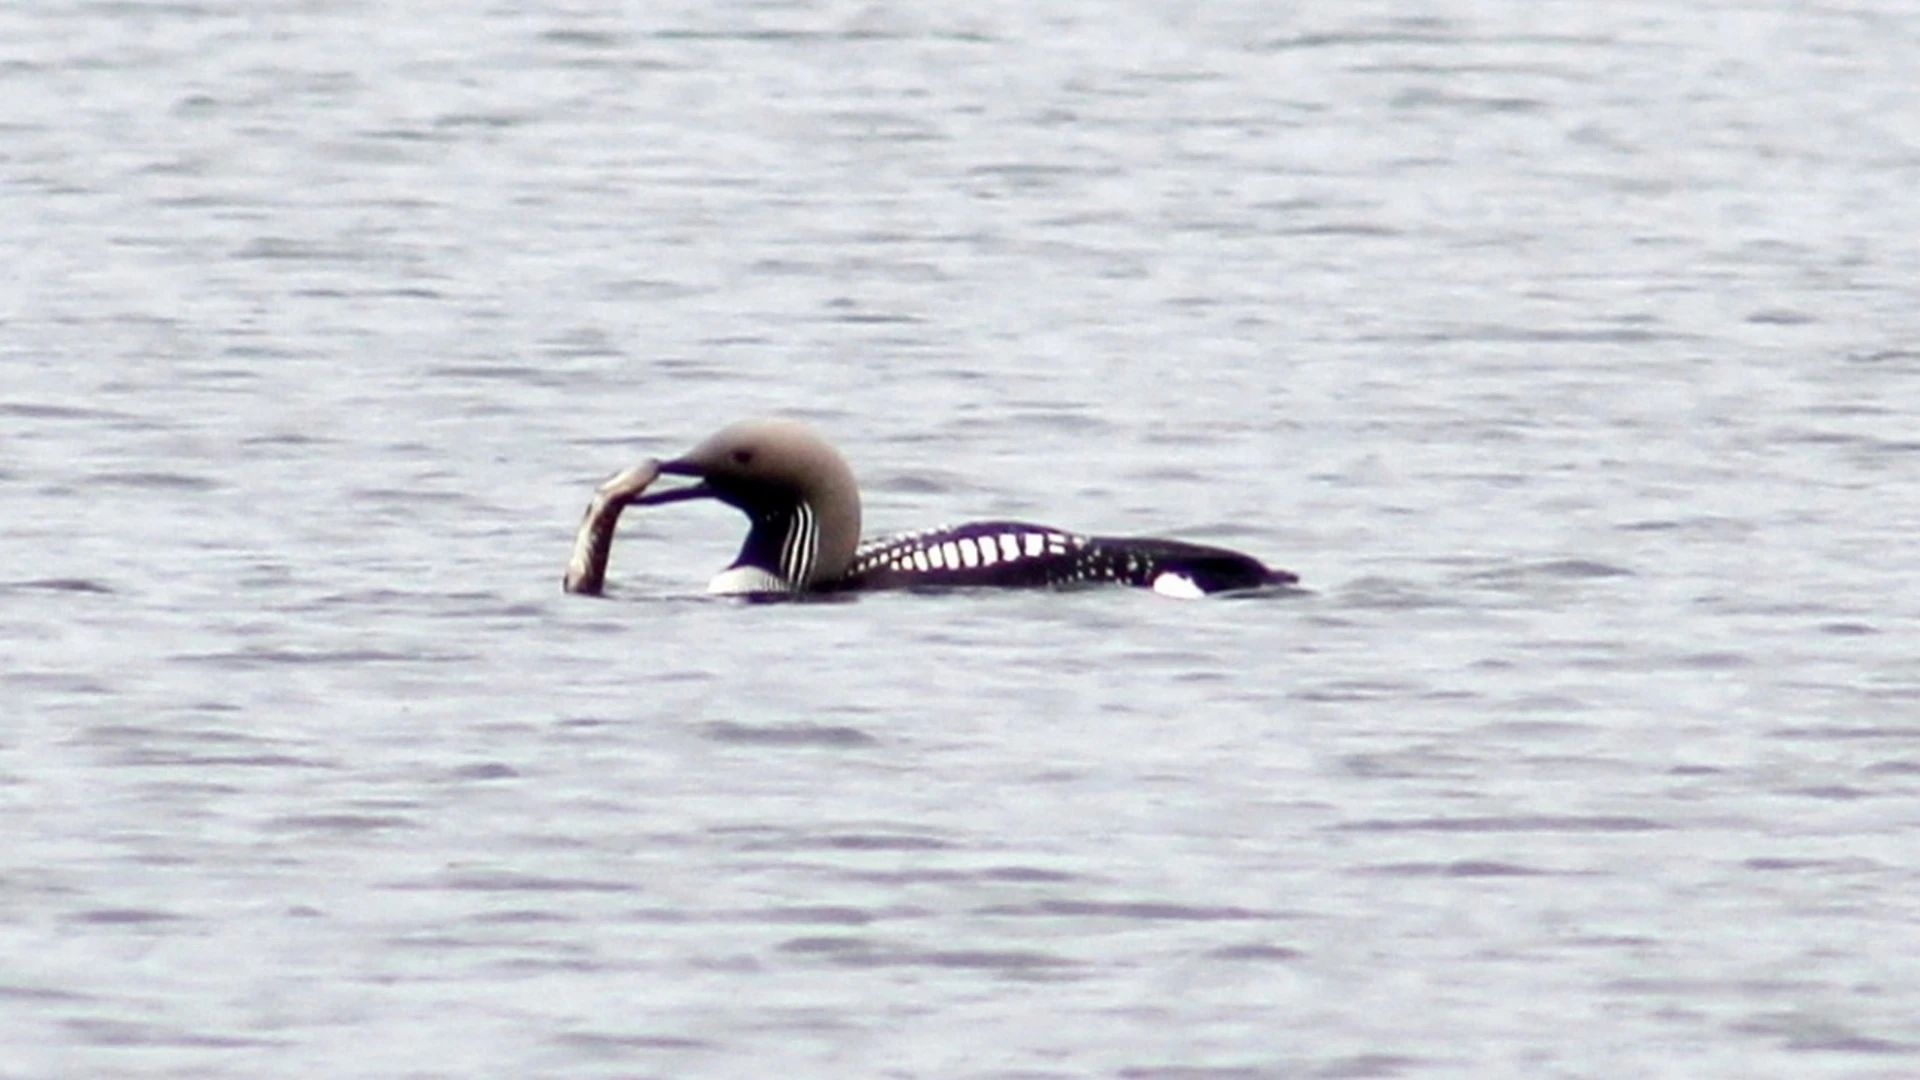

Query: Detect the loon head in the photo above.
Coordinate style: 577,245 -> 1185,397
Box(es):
635,418 -> 862,593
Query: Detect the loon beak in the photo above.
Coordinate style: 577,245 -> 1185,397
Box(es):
630,458 -> 716,507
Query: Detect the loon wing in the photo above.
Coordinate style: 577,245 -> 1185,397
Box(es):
841,521 -> 1293,595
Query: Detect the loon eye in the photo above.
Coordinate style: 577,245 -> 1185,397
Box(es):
731,448 -> 754,466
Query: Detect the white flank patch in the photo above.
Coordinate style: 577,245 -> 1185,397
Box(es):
1151,572 -> 1206,599
958,538 -> 978,567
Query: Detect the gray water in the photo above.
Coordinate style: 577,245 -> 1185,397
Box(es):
5,1 -> 1920,1076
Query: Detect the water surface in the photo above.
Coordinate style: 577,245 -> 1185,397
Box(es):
4,1 -> 1920,1077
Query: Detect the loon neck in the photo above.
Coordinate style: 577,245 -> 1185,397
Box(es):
729,499 -> 827,592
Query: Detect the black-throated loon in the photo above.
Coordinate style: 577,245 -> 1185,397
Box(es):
563,418 -> 1297,599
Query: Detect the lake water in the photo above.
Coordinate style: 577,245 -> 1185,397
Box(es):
5,1 -> 1920,1077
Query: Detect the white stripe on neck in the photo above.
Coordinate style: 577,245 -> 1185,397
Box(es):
780,501 -> 818,589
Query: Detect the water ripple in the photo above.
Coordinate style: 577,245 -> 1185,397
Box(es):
4,577 -> 116,594
778,937 -> 1079,975
1356,860 -> 1559,878
1332,815 -> 1669,834
700,721 -> 878,748
975,900 -> 1275,921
